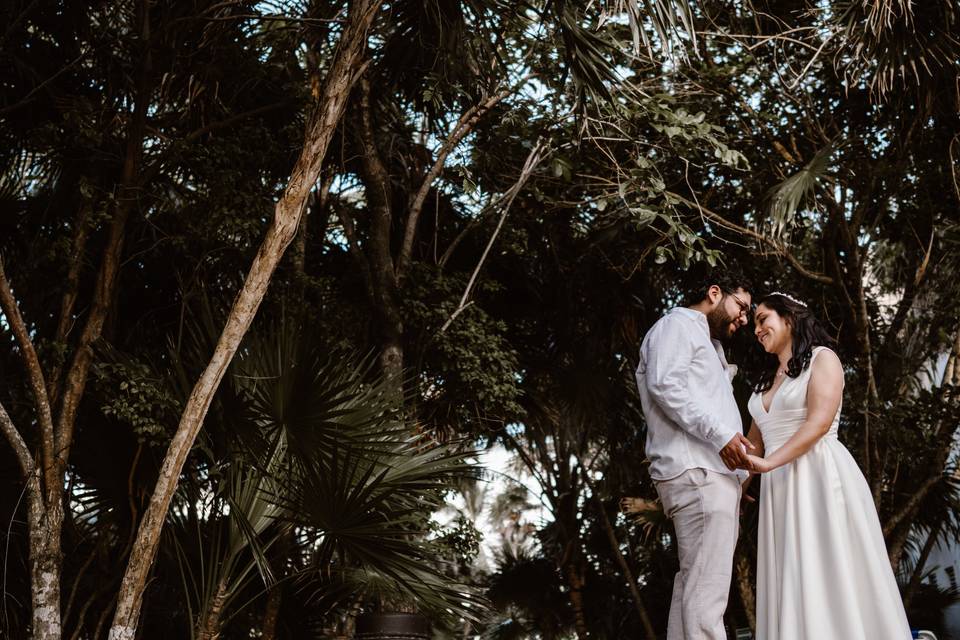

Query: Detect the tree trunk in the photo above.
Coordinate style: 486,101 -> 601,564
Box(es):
734,546 -> 756,632
27,477 -> 64,640
0,270 -> 64,640
904,521 -> 943,609
261,526 -> 294,640
106,3 -> 383,638
887,521 -> 914,574
260,583 -> 282,640
591,491 -> 655,639
565,563 -> 590,639
354,76 -> 405,386
196,578 -> 229,640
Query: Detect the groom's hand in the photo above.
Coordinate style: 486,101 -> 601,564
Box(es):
719,433 -> 754,470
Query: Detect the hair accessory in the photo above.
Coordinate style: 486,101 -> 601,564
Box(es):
767,291 -> 808,308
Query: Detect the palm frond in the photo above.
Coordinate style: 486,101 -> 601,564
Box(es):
832,0 -> 960,99
166,435 -> 288,638
765,142 -> 834,239
603,0 -> 699,61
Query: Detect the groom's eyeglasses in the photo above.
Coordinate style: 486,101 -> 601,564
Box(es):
726,291 -> 752,320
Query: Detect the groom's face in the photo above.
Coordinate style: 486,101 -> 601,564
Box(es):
707,287 -> 751,342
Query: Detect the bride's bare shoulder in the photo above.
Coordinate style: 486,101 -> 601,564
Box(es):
811,347 -> 843,378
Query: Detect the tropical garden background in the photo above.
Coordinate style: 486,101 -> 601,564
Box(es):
2,0 -> 959,638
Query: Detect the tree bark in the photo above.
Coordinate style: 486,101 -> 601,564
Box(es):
260,583 -> 282,640
565,562 -> 590,639
1,263 -> 64,640
50,201 -> 93,401
26,475 -> 64,640
903,520 -> 943,609
261,526 -> 294,640
196,577 -> 229,640
734,546 -> 756,632
355,75 -> 404,385
887,520 -> 915,574
107,2 -> 382,638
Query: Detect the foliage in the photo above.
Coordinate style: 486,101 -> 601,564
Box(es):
3,0 -> 960,637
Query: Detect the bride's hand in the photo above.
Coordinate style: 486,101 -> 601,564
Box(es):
740,454 -> 774,473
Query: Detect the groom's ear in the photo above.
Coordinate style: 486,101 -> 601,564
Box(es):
707,284 -> 723,304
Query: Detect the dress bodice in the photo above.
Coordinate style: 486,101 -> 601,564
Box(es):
747,347 -> 841,453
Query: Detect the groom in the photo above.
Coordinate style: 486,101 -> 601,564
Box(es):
633,269 -> 753,640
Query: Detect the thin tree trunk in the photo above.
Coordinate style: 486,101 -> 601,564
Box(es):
261,527 -> 294,640
904,521 -> 943,609
888,521 -> 914,574
260,583 -> 282,640
1,259 -> 64,640
565,563 -> 590,639
598,509 -> 656,639
354,76 -> 404,386
196,578 -> 229,640
734,546 -> 756,632
49,201 -> 92,399
107,2 -> 382,638
27,476 -> 63,640
585,475 -> 655,640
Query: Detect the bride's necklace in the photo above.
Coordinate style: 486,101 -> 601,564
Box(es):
775,368 -> 788,378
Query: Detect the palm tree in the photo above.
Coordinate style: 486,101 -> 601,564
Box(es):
162,309 -> 485,637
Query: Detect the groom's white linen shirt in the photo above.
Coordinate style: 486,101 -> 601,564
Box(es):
636,307 -> 744,482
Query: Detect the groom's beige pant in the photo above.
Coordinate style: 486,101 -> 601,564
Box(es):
655,468 -> 740,640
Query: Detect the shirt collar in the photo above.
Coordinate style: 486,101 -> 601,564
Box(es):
671,308 -> 738,381
671,307 -> 709,334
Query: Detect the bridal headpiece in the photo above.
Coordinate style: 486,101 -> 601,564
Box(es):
767,291 -> 807,308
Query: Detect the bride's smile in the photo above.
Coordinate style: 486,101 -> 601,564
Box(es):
754,305 -> 790,354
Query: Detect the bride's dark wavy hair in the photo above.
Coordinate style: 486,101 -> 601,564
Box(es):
745,293 -> 838,394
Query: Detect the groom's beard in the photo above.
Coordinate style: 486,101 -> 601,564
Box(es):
707,305 -> 738,342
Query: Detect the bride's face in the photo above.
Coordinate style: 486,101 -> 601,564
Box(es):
754,303 -> 791,353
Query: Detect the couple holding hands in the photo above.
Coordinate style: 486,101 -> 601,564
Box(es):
629,270 -> 911,640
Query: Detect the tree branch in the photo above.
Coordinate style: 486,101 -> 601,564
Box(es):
883,472 -> 941,538
0,399 -> 34,479
357,75 -> 396,279
396,86 -> 517,282
49,202 -> 93,402
181,101 -> 293,146
55,13 -> 155,474
665,191 -> 834,284
882,229 -> 933,354
0,258 -> 56,491
440,140 -> 547,333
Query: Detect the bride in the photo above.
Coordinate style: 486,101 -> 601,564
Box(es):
740,292 -> 911,639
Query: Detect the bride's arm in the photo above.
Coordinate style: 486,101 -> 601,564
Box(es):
741,420 -> 765,488
744,350 -> 844,473
746,420 -> 764,456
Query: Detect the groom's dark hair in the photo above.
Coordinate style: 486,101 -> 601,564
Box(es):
681,265 -> 754,306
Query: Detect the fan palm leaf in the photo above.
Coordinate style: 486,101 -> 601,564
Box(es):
765,142 -> 834,238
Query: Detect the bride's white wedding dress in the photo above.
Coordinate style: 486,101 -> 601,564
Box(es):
747,347 -> 911,639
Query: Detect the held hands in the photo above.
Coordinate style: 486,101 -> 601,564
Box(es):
739,454 -> 774,474
719,433 -> 755,470
720,434 -> 775,474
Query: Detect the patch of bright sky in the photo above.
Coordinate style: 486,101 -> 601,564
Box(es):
432,434 -> 552,570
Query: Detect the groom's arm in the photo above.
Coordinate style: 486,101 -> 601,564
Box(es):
641,317 -> 743,454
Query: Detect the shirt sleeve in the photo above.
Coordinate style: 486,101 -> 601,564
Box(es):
639,315 -> 737,450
